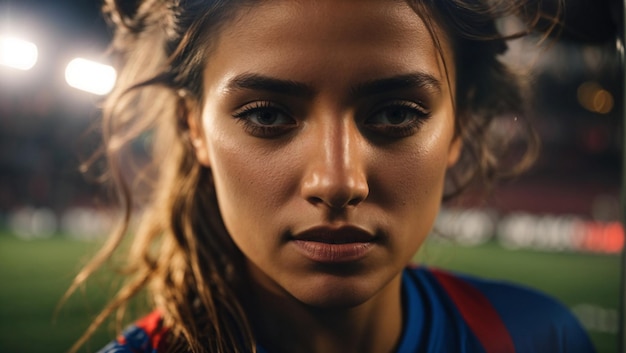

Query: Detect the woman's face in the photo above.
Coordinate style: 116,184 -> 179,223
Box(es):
191,0 -> 461,308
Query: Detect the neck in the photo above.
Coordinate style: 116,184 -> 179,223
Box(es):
247,273 -> 404,353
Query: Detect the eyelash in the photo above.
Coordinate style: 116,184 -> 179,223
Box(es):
231,100 -> 431,138
364,101 -> 431,137
232,101 -> 296,138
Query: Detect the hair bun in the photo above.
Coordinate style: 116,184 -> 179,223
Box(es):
104,0 -> 179,38
103,0 -> 142,28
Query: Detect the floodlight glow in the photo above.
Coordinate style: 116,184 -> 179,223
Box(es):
65,58 -> 116,95
0,36 -> 38,70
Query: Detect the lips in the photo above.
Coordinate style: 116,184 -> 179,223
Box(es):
292,225 -> 375,244
290,226 -> 377,263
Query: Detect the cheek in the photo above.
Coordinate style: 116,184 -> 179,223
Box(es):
370,118 -> 455,241
375,123 -> 454,207
204,122 -> 300,238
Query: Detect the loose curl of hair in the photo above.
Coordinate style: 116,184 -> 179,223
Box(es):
67,1 -> 561,352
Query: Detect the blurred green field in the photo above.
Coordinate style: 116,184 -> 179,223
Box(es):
0,233 -> 620,352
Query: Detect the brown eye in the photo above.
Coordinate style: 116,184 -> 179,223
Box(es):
232,101 -> 297,138
254,110 -> 280,125
365,101 -> 431,137
375,107 -> 414,125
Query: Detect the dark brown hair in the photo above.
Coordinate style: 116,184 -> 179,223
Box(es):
68,1 -> 560,352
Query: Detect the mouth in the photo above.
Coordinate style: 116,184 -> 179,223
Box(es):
290,226 -> 377,263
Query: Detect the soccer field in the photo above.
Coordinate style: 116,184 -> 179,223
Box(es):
0,234 -> 619,352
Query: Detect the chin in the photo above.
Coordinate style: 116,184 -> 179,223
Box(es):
300,290 -> 370,309
287,271 -> 394,310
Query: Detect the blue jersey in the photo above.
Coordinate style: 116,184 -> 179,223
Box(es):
394,268 -> 594,353
99,267 -> 595,353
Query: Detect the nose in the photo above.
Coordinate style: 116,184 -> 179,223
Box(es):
300,118 -> 369,209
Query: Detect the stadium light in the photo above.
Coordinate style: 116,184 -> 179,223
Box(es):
0,36 -> 38,71
65,57 -> 116,95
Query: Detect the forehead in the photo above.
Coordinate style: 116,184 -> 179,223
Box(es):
204,0 -> 453,95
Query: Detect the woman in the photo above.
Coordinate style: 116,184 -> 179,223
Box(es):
72,0 -> 595,352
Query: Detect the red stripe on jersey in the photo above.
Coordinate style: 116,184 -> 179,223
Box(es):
135,310 -> 169,351
430,269 -> 516,353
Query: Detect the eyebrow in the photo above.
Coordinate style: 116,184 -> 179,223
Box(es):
223,72 -> 441,98
224,73 -> 314,97
351,72 -> 442,97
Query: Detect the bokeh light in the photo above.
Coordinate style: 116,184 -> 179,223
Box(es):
64,57 -> 116,95
0,36 -> 38,71
577,81 -> 614,114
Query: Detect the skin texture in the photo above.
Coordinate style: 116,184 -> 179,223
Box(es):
190,1 -> 461,352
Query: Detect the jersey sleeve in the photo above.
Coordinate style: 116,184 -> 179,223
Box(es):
460,274 -> 596,353
97,311 -> 169,353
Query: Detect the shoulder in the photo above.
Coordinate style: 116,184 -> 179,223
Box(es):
97,311 -> 169,353
405,267 -> 596,353
458,272 -> 595,352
